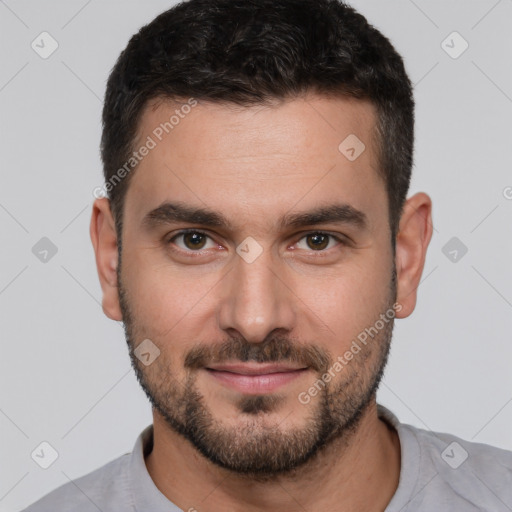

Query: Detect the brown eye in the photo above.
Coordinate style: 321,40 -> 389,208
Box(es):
182,232 -> 207,250
169,231 -> 216,251
306,233 -> 329,250
295,232 -> 343,253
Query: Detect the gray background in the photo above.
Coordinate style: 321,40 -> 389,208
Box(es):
1,1 -> 511,510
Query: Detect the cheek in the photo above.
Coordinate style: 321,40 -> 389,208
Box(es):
292,260 -> 391,348
123,254 -> 221,342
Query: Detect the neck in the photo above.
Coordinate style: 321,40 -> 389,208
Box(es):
145,401 -> 401,512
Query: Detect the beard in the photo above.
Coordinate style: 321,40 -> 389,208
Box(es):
117,262 -> 398,480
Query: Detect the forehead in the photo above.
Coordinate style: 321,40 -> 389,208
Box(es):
124,94 -> 386,234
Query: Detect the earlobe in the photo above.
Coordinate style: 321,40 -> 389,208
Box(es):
394,192 -> 433,319
90,198 -> 123,321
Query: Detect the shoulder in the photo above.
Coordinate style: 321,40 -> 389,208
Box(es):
22,453 -> 133,512
378,405 -> 512,511
405,423 -> 512,509
411,423 -> 512,474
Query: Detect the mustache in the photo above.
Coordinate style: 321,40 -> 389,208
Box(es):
184,335 -> 331,373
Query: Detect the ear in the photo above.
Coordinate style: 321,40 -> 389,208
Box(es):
394,192 -> 433,319
90,198 -> 122,321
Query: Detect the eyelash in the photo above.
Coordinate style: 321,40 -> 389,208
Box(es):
165,229 -> 347,256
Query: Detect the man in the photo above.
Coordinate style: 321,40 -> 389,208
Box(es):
24,0 -> 512,510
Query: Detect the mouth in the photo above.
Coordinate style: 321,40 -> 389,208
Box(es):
204,363 -> 309,394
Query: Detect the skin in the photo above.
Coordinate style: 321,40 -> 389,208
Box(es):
90,93 -> 433,511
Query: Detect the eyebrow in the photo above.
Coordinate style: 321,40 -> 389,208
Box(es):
142,201 -> 369,232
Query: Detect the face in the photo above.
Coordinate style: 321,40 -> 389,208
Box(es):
114,94 -> 400,478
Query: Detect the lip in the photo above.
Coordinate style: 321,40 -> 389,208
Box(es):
204,363 -> 309,394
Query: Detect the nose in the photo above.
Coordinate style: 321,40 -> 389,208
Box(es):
217,246 -> 297,343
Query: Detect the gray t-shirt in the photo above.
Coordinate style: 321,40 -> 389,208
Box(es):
23,404 -> 512,511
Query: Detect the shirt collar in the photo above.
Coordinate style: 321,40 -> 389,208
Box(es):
127,404 -> 420,511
